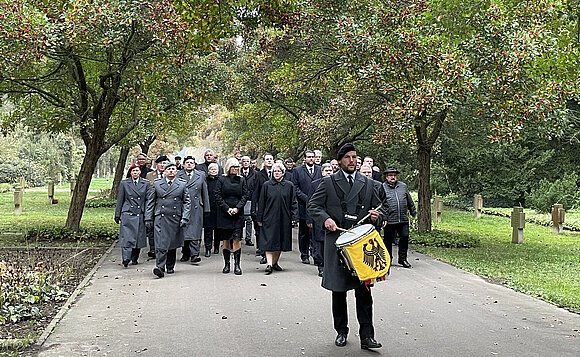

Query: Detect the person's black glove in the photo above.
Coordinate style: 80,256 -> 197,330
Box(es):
145,221 -> 153,229
114,217 -> 120,224
179,220 -> 187,228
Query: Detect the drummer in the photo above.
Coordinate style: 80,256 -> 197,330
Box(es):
307,143 -> 386,350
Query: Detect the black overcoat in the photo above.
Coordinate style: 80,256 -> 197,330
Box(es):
215,174 -> 248,230
203,175 -> 219,228
257,178 -> 298,251
307,171 -> 386,292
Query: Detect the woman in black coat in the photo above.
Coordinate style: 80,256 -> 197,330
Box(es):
204,163 -> 221,254
257,162 -> 298,274
215,158 -> 248,275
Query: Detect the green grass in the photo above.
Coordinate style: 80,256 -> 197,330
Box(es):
413,208 -> 580,313
0,177 -> 116,247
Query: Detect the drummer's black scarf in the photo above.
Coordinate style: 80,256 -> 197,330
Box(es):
330,175 -> 371,228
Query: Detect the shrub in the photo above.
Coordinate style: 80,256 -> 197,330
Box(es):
410,229 -> 481,248
527,173 -> 580,213
24,226 -> 118,242
85,197 -> 116,208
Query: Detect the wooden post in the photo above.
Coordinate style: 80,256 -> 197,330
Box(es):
70,179 -> 76,196
14,187 -> 23,216
473,194 -> 483,218
432,195 -> 443,222
511,207 -> 525,244
551,204 -> 565,234
48,181 -> 55,204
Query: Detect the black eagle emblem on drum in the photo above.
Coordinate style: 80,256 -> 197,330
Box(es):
362,238 -> 387,272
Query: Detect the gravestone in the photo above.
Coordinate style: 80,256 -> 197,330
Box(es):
433,195 -> 443,222
511,207 -> 525,244
551,204 -> 565,234
473,194 -> 483,218
48,181 -> 55,204
14,187 -> 23,216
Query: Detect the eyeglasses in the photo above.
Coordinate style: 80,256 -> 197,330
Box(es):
272,170 -> 283,173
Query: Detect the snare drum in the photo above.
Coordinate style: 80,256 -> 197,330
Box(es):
335,224 -> 390,282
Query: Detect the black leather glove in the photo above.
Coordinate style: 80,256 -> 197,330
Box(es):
179,220 -> 187,228
114,217 -> 120,224
145,221 -> 153,229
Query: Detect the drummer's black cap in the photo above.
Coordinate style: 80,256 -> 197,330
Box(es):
337,143 -> 356,160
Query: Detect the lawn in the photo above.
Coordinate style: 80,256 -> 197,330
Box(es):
412,207 -> 580,313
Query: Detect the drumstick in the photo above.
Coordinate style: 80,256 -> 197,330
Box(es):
335,227 -> 355,234
356,204 -> 383,226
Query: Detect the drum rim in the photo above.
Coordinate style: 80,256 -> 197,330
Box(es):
335,224 -> 376,247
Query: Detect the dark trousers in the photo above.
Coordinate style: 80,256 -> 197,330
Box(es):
121,247 -> 140,263
182,240 -> 200,258
146,224 -> 155,252
253,220 -> 261,250
332,286 -> 374,339
155,248 -> 176,271
311,239 -> 324,266
384,223 -> 409,261
298,219 -> 312,260
204,227 -> 219,251
244,215 -> 253,242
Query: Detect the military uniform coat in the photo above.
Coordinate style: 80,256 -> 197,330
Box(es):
307,171 -> 385,292
145,178 -> 191,250
215,174 -> 248,230
177,170 -> 210,240
257,178 -> 298,252
115,177 -> 149,249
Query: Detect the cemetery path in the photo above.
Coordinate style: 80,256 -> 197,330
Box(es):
31,229 -> 579,357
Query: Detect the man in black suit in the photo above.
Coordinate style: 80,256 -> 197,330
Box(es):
363,156 -> 383,182
292,150 -> 322,264
126,153 -> 152,178
307,143 -> 385,350
240,155 -> 258,246
251,153 -> 275,263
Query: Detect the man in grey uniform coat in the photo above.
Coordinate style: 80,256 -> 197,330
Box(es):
115,163 -> 149,266
145,162 -> 191,278
307,143 -> 385,350
177,156 -> 211,261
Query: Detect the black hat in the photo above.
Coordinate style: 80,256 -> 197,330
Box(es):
175,156 -> 182,160
183,155 -> 195,163
155,155 -> 169,163
384,167 -> 400,175
336,143 -> 356,161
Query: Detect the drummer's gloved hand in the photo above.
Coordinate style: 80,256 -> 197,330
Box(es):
145,220 -> 153,229
179,220 -> 187,228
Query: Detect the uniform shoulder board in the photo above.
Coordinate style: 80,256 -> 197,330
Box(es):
177,177 -> 187,182
154,177 -> 163,181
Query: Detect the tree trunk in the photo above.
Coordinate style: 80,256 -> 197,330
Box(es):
109,146 -> 130,199
66,146 -> 102,231
416,145 -> 432,233
140,135 -> 156,155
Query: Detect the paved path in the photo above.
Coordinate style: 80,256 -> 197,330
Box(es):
35,231 -> 579,356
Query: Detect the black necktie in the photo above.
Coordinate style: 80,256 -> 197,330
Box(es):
268,171 -> 271,178
134,180 -> 137,186
168,180 -> 172,186
348,175 -> 353,187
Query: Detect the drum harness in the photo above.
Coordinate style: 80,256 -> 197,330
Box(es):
329,174 -> 371,229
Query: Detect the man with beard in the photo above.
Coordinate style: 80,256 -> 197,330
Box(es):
292,150 -> 322,264
177,156 -> 210,261
307,143 -> 385,350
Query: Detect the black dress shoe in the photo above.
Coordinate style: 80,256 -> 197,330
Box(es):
259,256 -> 267,264
245,240 -> 254,246
147,251 -> 155,258
317,266 -> 324,277
301,257 -> 310,264
180,256 -> 189,262
153,267 -> 164,278
360,337 -> 382,349
255,249 -> 262,256
335,333 -> 347,347
191,256 -> 201,263
272,263 -> 283,271
122,260 -> 129,268
131,260 -> 138,265
166,268 -> 175,274
265,265 -> 273,274
213,248 -> 219,254
398,259 -> 412,268
204,250 -> 211,257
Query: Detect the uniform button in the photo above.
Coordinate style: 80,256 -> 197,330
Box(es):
174,198 -> 177,201
130,206 -> 133,208
162,205 -> 164,208
136,214 -> 139,217
172,214 -> 176,217
137,196 -> 140,199
195,206 -> 198,209
161,214 -> 165,217
137,206 -> 140,208
173,206 -> 176,209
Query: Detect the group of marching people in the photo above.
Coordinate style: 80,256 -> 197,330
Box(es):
115,147 -> 416,280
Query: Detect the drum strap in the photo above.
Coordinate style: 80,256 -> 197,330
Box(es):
330,175 -> 369,228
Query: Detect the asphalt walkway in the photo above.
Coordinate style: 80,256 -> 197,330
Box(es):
34,230 -> 579,356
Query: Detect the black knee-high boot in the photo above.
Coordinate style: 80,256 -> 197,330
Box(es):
222,249 -> 231,273
233,249 -> 242,275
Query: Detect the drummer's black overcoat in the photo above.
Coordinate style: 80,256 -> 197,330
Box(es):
307,171 -> 386,292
